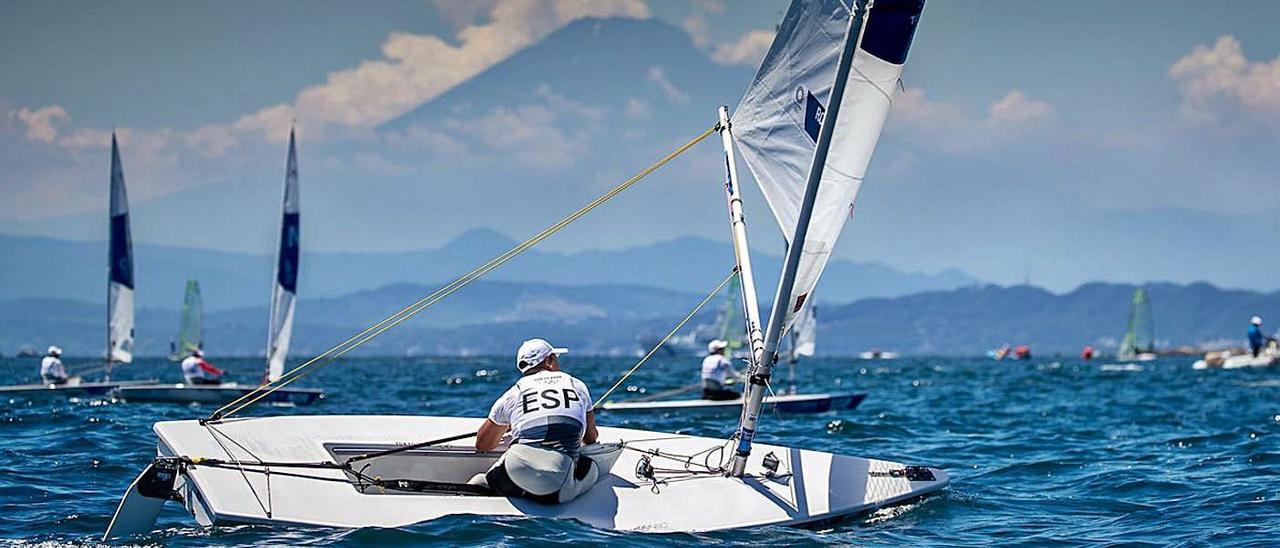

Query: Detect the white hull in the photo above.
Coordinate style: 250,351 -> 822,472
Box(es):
106,415 -> 947,538
600,392 -> 865,414
1193,351 -> 1277,370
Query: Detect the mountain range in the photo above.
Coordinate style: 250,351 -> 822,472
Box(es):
0,230 -> 978,311
2,278 -> 1275,359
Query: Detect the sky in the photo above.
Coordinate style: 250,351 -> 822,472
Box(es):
2,0 -> 1279,293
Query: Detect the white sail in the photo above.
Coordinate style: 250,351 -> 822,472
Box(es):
108,134 -> 135,364
734,0 -> 923,334
266,128 -> 300,382
791,302 -> 817,358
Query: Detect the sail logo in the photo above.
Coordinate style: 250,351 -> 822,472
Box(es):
795,86 -> 826,143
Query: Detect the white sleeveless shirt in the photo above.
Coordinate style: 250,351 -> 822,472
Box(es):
488,370 -> 592,454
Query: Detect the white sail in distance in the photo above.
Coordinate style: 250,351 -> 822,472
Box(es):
733,0 -> 924,335
791,302 -> 817,358
108,133 -> 135,364
266,128 -> 300,382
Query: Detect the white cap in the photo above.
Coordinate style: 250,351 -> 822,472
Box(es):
193,348 -> 204,357
707,339 -> 729,353
1252,316 -> 1263,325
516,338 -> 568,372
47,345 -> 61,356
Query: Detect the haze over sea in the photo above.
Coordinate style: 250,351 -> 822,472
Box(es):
2,355 -> 1276,545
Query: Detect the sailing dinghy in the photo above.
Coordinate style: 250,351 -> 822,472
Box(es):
603,301 -> 869,414
105,0 -> 943,539
1116,288 -> 1157,361
1,134 -> 152,399
115,128 -> 322,406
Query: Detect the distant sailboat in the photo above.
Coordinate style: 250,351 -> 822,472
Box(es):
0,134 -> 152,398
107,134 -> 136,375
116,128 -> 322,405
784,300 -> 816,392
1116,288 -> 1157,361
266,131 -> 301,383
168,280 -> 203,361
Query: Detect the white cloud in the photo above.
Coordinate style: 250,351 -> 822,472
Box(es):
386,85 -> 602,170
2,0 -> 651,221
624,97 -> 651,119
451,104 -> 579,169
647,66 -> 689,104
237,0 -> 648,139
987,91 -> 1054,129
1169,35 -> 1280,126
13,106 -> 68,143
890,88 -> 1054,153
710,30 -> 774,66
681,1 -> 772,67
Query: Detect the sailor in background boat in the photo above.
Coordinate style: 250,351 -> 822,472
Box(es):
180,349 -> 224,385
701,339 -> 740,401
1248,316 -> 1267,357
40,346 -> 68,384
471,338 -> 602,503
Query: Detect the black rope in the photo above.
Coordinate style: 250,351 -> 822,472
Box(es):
345,431 -> 478,464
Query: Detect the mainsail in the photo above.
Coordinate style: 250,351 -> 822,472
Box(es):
107,134 -> 135,364
734,0 -> 923,335
1117,288 -> 1154,359
265,128 -> 300,382
728,0 -> 924,475
170,279 -> 203,360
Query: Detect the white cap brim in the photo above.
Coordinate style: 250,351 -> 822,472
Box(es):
551,347 -> 569,354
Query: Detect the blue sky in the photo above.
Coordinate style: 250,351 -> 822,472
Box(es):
2,0 -> 1278,292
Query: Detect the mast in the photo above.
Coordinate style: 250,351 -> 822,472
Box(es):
729,1 -> 868,476
716,106 -> 767,372
266,126 -> 300,382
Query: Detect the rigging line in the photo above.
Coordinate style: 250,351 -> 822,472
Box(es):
592,267 -> 739,411
211,124 -> 718,421
202,423 -> 271,517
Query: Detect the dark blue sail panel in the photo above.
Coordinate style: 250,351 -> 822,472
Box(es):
109,213 -> 134,289
276,212 -> 300,293
860,0 -> 925,65
797,87 -> 826,143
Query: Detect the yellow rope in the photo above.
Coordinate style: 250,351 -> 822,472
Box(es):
211,124 -> 718,420
592,268 -> 738,411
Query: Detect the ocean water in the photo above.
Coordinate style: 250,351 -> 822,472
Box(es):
1,355 -> 1277,545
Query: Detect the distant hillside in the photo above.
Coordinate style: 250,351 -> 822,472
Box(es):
2,280 -> 1276,359
818,282 -> 1280,355
0,280 -> 713,358
0,230 -> 979,311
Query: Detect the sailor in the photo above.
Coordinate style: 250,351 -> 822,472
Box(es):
181,349 -> 224,385
473,338 -> 601,504
40,346 -> 68,384
1248,316 -> 1265,357
701,339 -> 740,401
